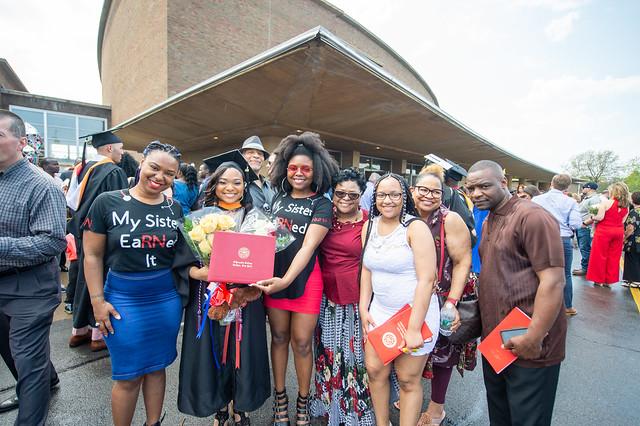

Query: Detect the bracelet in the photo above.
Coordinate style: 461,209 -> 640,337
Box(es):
90,294 -> 104,300
446,297 -> 459,306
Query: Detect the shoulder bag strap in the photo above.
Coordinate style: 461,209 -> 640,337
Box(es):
437,213 -> 446,284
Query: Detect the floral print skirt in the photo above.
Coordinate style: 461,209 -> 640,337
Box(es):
310,296 -> 375,425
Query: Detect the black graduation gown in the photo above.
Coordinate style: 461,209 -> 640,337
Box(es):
70,162 -> 128,329
177,210 -> 270,418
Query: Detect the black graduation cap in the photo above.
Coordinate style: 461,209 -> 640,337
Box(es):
444,159 -> 467,182
80,130 -> 122,148
78,130 -> 123,171
203,149 -> 259,182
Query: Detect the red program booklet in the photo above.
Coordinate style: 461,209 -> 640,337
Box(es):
367,304 -> 433,365
478,307 -> 532,374
208,231 -> 276,284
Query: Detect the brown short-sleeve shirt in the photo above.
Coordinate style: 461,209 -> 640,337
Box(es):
479,196 -> 567,368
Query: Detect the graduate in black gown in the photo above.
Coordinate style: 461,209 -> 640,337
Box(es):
178,151 -> 270,425
65,131 -> 128,351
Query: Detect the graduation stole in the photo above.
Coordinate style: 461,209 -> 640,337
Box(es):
73,157 -> 115,209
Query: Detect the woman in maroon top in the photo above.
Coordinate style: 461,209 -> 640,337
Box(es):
309,168 -> 374,425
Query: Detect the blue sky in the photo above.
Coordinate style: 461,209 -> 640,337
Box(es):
1,0 -> 638,172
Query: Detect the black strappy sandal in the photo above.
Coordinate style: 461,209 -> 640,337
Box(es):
143,412 -> 166,426
213,408 -> 230,426
273,388 -> 290,425
234,411 -> 251,425
295,393 -> 310,425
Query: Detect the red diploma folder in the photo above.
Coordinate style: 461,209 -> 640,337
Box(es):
477,307 -> 532,374
208,231 -> 276,284
367,304 -> 433,365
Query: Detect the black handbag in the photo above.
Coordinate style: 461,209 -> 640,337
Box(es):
436,215 -> 481,345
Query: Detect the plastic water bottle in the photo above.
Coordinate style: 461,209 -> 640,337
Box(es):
439,302 -> 456,336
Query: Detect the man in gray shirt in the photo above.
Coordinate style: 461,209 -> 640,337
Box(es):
573,182 -> 602,276
0,110 -> 67,425
533,174 -> 582,315
240,135 -> 274,212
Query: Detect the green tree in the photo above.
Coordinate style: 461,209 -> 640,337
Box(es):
624,157 -> 640,192
564,150 -> 623,185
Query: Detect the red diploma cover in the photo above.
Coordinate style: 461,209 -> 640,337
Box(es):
477,307 -> 532,374
367,304 -> 433,365
208,231 -> 276,284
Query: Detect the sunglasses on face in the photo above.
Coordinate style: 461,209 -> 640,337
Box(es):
287,164 -> 313,175
375,192 -> 403,201
413,186 -> 443,198
334,190 -> 361,201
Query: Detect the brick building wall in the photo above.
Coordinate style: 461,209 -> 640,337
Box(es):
100,0 -> 168,124
100,0 -> 436,125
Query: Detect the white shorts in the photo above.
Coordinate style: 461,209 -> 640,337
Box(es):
369,293 -> 440,357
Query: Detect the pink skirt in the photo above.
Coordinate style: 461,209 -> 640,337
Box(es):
264,261 -> 323,314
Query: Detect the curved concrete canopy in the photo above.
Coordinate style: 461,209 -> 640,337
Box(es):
109,27 -> 555,182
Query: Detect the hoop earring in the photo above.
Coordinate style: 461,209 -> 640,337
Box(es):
311,182 -> 319,193
281,177 -> 288,193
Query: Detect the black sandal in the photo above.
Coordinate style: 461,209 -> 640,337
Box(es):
213,408 -> 230,426
273,388 -> 290,425
234,411 -> 251,425
295,393 -> 310,425
143,412 -> 166,426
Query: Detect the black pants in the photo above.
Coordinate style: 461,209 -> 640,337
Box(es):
482,358 -> 561,426
64,259 -> 78,305
0,262 -> 60,426
0,311 -> 19,380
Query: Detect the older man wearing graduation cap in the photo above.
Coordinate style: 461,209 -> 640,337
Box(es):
66,130 -> 128,351
240,136 -> 274,212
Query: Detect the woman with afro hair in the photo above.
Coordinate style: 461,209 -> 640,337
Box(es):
254,132 -> 339,425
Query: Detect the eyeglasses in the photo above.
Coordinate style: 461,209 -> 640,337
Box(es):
334,190 -> 361,201
413,186 -> 443,198
375,192 -> 403,201
287,164 -> 313,175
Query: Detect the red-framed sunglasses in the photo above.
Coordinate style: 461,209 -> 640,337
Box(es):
287,164 -> 313,175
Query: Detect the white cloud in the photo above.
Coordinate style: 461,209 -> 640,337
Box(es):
517,76 -> 640,107
497,75 -> 640,170
544,11 -> 580,41
514,0 -> 588,11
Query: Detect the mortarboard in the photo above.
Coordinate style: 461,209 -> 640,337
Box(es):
80,130 -> 122,148
444,159 -> 467,182
203,149 -> 259,182
78,130 -> 123,171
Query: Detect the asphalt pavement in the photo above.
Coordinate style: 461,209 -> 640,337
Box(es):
1,249 -> 639,425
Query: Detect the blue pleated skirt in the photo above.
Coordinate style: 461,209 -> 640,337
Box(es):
104,268 -> 182,381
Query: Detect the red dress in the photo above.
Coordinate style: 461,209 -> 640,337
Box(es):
586,199 -> 628,284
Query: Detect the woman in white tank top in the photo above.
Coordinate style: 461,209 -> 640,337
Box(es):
360,173 -> 439,426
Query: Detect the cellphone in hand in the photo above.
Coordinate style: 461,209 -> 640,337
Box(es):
500,327 -> 528,345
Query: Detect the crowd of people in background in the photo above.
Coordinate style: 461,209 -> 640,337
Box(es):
1,105 -> 639,426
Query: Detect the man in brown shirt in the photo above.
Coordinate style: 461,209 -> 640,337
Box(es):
467,160 -> 567,426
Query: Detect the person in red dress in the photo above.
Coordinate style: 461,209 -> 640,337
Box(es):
586,182 -> 630,287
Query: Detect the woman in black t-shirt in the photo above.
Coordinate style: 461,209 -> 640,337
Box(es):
83,142 -> 208,426
254,132 -> 338,425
